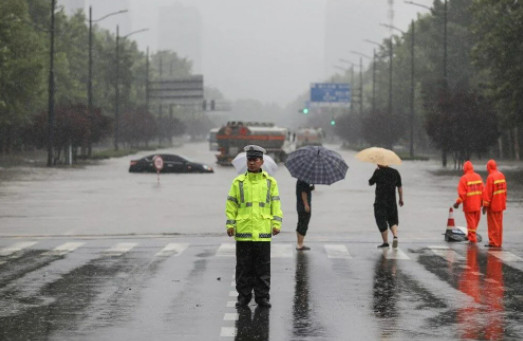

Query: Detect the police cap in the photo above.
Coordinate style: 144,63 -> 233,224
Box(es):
244,145 -> 265,159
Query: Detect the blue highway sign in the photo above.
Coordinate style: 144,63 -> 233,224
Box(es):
310,83 -> 351,103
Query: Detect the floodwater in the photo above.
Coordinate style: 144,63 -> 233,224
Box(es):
0,142 -> 522,340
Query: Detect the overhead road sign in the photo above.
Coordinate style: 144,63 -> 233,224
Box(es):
310,83 -> 351,105
148,75 -> 204,105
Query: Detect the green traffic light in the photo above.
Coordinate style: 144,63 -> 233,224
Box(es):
330,119 -> 336,126
303,108 -> 309,114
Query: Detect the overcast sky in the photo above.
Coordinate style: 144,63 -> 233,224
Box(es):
86,0 -> 434,107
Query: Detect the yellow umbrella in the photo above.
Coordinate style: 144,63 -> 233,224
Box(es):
355,147 -> 402,166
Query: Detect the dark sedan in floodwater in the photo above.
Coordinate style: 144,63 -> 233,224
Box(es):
129,154 -> 214,173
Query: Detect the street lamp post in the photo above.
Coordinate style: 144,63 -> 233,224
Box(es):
47,0 -> 56,166
88,7 -> 128,156
381,22 -> 416,158
339,59 -> 356,114
405,0 -> 448,161
350,51 -> 371,117
114,26 -> 149,151
364,40 -> 382,113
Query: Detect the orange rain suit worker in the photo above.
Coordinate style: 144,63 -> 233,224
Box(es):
453,161 -> 484,242
482,159 -> 507,247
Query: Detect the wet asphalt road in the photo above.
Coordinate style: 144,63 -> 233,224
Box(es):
1,142 -> 523,340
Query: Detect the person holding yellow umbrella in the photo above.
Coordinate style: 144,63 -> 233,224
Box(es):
356,147 -> 404,248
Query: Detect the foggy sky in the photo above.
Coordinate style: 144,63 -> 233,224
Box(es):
86,0 -> 434,107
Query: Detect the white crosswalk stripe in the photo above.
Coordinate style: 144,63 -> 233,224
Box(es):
154,243 -> 188,257
42,242 -> 84,256
102,242 -> 137,256
428,245 -> 465,261
489,250 -> 522,262
383,247 -> 410,260
325,244 -> 352,259
0,241 -> 37,257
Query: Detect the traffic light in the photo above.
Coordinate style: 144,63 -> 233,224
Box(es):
202,100 -> 207,111
298,107 -> 309,114
330,118 -> 336,126
210,100 -> 215,111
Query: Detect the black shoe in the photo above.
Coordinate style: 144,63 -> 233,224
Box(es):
377,243 -> 389,249
296,246 -> 311,251
256,298 -> 271,308
235,296 -> 250,308
485,244 -> 500,248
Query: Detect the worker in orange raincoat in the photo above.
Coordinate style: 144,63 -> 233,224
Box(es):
482,159 -> 507,248
453,161 -> 484,242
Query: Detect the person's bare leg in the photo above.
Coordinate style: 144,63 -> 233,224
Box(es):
381,230 -> 388,244
391,225 -> 398,248
390,225 -> 398,238
297,232 -> 304,249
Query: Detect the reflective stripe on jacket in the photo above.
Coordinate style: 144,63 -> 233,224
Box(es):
225,171 -> 283,241
483,160 -> 507,212
456,161 -> 484,212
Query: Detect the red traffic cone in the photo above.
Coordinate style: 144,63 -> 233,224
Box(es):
446,207 -> 455,230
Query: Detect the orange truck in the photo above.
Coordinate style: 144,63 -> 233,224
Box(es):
215,121 -> 290,165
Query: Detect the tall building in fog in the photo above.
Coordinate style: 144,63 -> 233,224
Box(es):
158,4 -> 202,74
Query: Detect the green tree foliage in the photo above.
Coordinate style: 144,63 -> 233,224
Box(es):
361,110 -> 406,149
470,0 -> 523,127
425,87 -> 498,163
0,0 -> 44,151
30,104 -> 111,162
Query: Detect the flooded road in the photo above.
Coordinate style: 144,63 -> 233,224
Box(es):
1,142 -> 523,340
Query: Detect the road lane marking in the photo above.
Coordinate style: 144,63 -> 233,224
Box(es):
489,251 -> 522,262
325,244 -> 352,259
223,313 -> 238,321
272,244 -> 293,258
0,241 -> 37,257
154,243 -> 188,257
383,247 -> 410,260
216,243 -> 235,257
42,242 -> 84,256
428,245 -> 465,261
220,327 -> 236,337
102,242 -> 137,256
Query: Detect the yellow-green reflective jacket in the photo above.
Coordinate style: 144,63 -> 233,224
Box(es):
226,171 -> 283,241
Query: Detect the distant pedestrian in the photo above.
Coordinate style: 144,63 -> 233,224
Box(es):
453,161 -> 484,243
225,145 -> 283,308
482,159 -> 507,248
369,164 -> 404,248
296,179 -> 314,250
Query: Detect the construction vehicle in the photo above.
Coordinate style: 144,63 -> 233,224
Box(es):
215,121 -> 290,165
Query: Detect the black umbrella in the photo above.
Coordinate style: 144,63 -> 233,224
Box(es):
285,146 -> 348,185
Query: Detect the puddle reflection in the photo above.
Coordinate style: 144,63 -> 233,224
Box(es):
235,306 -> 269,341
458,244 -> 504,340
372,253 -> 399,338
293,251 -> 323,338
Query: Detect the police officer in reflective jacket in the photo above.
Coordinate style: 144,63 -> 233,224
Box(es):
226,145 -> 283,308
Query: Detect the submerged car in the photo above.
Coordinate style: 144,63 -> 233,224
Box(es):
129,154 -> 214,173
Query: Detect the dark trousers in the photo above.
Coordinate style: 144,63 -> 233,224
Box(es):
236,241 -> 271,302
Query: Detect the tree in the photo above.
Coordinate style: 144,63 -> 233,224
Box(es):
0,0 -> 45,152
425,88 -> 498,167
361,110 -> 405,148
470,0 -> 523,160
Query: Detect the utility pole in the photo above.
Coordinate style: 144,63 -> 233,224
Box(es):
409,20 -> 415,158
47,0 -> 56,167
88,7 -> 127,156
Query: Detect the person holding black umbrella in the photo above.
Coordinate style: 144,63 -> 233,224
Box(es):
296,179 -> 314,251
